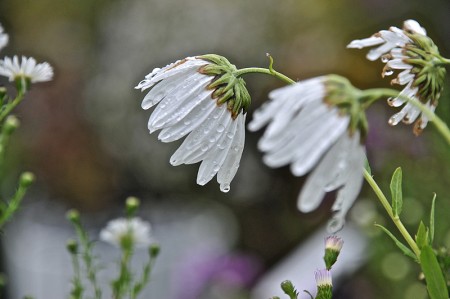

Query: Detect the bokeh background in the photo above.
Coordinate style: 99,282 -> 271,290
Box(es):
1,0 -> 450,298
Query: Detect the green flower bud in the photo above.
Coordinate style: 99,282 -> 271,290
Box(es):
125,196 -> 140,217
19,172 -> 35,188
66,209 -> 81,224
323,236 -> 344,270
149,243 -> 160,258
4,115 -> 20,134
280,280 -> 298,297
66,239 -> 78,254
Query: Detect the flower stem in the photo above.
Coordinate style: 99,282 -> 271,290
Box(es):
363,169 -> 421,258
0,92 -> 24,123
361,88 -> 450,146
234,67 -> 296,85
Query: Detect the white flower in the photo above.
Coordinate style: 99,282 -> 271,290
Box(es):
347,20 -> 445,135
248,76 -> 366,232
0,55 -> 54,83
135,55 -> 249,193
100,217 -> 152,248
0,24 -> 8,52
315,269 -> 332,287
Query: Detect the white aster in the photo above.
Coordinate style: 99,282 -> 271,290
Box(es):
0,24 -> 8,52
100,217 -> 152,248
248,77 -> 366,232
0,55 -> 54,83
135,56 -> 247,193
347,20 -> 443,135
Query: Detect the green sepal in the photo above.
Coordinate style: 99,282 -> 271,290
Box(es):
390,167 -> 403,217
420,245 -> 449,299
375,224 -> 418,261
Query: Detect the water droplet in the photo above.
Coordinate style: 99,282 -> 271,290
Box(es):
217,143 -> 226,150
384,69 -> 394,76
217,124 -> 225,132
381,56 -> 389,63
209,136 -> 216,143
201,144 -> 209,152
226,132 -> 234,139
184,119 -> 191,126
213,164 -> 221,172
220,183 -> 230,193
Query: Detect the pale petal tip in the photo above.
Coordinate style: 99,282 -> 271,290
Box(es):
220,183 -> 230,193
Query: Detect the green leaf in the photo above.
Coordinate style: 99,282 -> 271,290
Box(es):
375,224 -> 417,261
420,245 -> 449,299
390,167 -> 403,217
429,193 -> 436,245
416,221 -> 429,250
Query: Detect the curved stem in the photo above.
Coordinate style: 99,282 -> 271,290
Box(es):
361,88 -> 450,146
363,169 -> 421,258
234,67 -> 296,85
0,92 -> 24,123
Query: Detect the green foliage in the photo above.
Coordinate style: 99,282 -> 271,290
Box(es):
390,167 -> 403,217
420,246 -> 449,299
375,224 -> 417,261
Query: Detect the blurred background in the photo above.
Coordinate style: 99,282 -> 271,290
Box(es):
0,0 -> 450,298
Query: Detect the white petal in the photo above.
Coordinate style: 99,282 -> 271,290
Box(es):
403,19 -> 427,36
366,42 -> 397,61
217,113 -> 246,192
158,97 -> 216,142
289,113 -> 349,176
196,114 -> 237,186
387,58 -> 412,70
346,36 -> 384,49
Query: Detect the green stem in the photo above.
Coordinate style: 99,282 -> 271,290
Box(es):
0,92 -> 24,123
361,88 -> 450,146
234,67 -> 296,85
363,169 -> 421,258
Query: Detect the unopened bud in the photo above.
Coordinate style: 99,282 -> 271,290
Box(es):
4,115 -> 20,134
66,239 -> 78,254
19,172 -> 35,188
280,280 -> 298,297
126,196 -> 140,217
149,243 -> 160,258
324,235 -> 343,270
66,209 -> 80,224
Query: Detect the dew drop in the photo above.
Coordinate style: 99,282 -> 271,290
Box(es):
201,144 -> 209,152
184,119 -> 191,126
384,69 -> 394,76
381,56 -> 389,63
213,164 -> 221,172
217,124 -> 225,132
220,183 -> 230,193
209,136 -> 216,143
226,132 -> 234,139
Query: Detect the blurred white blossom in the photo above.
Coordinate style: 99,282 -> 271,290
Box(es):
0,24 -> 8,52
249,76 -> 366,232
0,56 -> 53,83
348,20 -> 446,135
100,217 -> 152,248
135,55 -> 249,193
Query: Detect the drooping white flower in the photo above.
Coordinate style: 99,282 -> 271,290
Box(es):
135,55 -> 250,193
100,217 -> 152,248
0,55 -> 54,83
0,24 -> 8,52
248,76 -> 366,232
348,19 -> 446,135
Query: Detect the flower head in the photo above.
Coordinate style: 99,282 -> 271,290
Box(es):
0,56 -> 54,88
248,75 -> 366,232
100,217 -> 152,249
314,269 -> 333,299
0,24 -> 9,52
347,19 -> 446,135
135,55 -> 250,192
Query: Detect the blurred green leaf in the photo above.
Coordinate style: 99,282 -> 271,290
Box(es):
416,221 -> 429,250
390,167 -> 403,217
375,224 -> 417,261
420,245 -> 449,299
429,194 -> 436,245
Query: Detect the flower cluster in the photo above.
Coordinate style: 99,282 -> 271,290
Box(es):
248,75 -> 366,232
0,24 -> 53,90
348,19 -> 446,135
135,55 -> 249,192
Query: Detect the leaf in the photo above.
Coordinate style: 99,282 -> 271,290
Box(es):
416,221 -> 429,250
390,167 -> 403,217
375,224 -> 417,261
420,245 -> 449,299
429,193 -> 436,245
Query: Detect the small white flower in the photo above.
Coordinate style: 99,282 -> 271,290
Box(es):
100,217 -> 152,248
135,55 -> 249,193
0,24 -> 8,52
248,76 -> 366,232
348,20 -> 445,135
315,269 -> 332,288
0,55 -> 54,83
